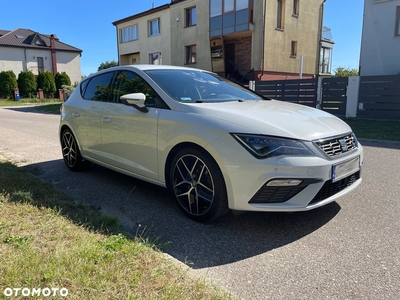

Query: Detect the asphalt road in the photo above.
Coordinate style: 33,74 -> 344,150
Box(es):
1,106 -> 399,299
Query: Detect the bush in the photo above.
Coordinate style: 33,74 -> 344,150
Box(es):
0,71 -> 18,99
37,71 -> 56,98
55,72 -> 71,90
17,71 -> 37,98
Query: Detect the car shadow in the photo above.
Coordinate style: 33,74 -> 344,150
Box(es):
23,159 -> 341,269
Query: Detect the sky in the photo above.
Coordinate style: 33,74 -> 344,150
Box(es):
0,0 -> 364,76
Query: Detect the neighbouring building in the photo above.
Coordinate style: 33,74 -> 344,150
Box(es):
0,28 -> 82,84
359,0 -> 400,76
113,0 -> 329,81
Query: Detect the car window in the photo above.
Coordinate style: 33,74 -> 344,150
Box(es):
83,72 -> 115,101
113,71 -> 168,108
145,69 -> 264,102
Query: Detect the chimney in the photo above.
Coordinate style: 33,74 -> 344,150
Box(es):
50,34 -> 57,75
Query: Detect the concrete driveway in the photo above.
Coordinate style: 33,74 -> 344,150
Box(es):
0,106 -> 399,299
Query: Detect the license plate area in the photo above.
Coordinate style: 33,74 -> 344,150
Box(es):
332,156 -> 360,183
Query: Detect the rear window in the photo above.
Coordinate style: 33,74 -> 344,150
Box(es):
82,72 -> 115,101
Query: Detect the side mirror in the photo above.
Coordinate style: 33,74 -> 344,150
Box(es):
120,93 -> 148,113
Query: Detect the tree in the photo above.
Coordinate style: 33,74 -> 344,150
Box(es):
98,60 -> 118,71
18,71 -> 37,98
55,72 -> 71,90
0,71 -> 18,99
333,67 -> 359,77
37,71 -> 56,98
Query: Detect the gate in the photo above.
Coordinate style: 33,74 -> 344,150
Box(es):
320,77 -> 348,116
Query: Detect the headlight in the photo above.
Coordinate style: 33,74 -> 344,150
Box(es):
232,134 -> 315,159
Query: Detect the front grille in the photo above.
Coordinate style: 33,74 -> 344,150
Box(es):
309,171 -> 360,205
249,185 -> 307,204
314,133 -> 357,158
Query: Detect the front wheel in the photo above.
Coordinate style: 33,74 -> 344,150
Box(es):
61,129 -> 90,171
169,147 -> 229,222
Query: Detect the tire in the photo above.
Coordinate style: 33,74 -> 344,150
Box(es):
61,129 -> 90,171
169,147 -> 229,222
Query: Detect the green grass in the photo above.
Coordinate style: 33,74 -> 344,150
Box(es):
0,157 -> 233,300
343,118 -> 400,141
0,98 -> 62,114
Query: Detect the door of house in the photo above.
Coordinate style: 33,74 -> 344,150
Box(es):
224,43 -> 235,78
37,57 -> 44,72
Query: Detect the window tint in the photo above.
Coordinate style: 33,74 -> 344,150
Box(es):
113,71 -> 167,108
83,72 -> 115,101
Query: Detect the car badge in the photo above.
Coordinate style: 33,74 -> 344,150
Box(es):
339,139 -> 348,152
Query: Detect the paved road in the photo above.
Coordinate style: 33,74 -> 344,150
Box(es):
1,106 -> 399,299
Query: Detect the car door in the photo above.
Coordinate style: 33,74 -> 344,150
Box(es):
99,70 -> 165,181
70,71 -> 115,161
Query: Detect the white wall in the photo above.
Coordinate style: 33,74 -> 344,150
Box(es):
360,0 -> 400,76
56,52 -> 81,85
0,46 -> 81,84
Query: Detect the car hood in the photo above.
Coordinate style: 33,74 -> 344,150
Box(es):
178,100 -> 351,141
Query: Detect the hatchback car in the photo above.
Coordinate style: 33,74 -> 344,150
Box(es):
59,65 -> 363,222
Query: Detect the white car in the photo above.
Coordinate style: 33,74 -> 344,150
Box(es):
59,65 -> 363,222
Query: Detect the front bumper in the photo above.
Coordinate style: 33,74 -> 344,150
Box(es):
206,134 -> 364,212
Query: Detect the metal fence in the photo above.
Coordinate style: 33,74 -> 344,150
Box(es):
320,77 -> 348,116
358,75 -> 400,120
254,78 -> 318,107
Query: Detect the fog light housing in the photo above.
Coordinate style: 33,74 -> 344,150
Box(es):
266,179 -> 303,187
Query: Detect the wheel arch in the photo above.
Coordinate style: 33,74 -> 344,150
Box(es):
164,142 -> 226,192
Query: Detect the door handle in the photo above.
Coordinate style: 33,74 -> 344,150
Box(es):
102,117 -> 112,123
72,112 -> 80,117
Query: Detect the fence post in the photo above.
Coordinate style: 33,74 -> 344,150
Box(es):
249,80 -> 255,91
316,77 -> 323,109
346,76 -> 360,118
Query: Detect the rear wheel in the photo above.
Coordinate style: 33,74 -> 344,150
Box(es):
169,147 -> 229,222
61,129 -> 90,171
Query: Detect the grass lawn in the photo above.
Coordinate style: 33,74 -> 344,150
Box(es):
343,118 -> 400,141
0,157 -> 232,299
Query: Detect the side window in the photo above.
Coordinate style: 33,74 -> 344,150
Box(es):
83,72 -> 115,101
113,71 -> 168,109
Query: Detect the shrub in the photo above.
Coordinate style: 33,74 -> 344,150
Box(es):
17,71 -> 37,98
37,71 -> 56,98
55,72 -> 71,90
0,71 -> 18,99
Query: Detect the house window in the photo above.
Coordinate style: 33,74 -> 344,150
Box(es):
149,18 -> 160,36
396,6 -> 400,37
149,52 -> 162,65
120,25 -> 138,43
291,41 -> 297,57
37,57 -> 44,72
186,7 -> 197,27
320,47 -> 332,74
293,0 -> 299,16
276,0 -> 285,29
209,0 -> 252,36
185,45 -> 197,64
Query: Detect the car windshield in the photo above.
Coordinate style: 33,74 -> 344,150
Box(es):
145,69 -> 264,103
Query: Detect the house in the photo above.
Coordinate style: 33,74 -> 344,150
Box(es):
0,28 -> 82,84
359,0 -> 400,76
113,0 -> 328,81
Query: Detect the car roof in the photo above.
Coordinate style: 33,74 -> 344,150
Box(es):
86,64 -> 211,79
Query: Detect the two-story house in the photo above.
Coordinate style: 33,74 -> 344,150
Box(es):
113,0 -> 328,81
359,0 -> 400,76
0,28 -> 82,84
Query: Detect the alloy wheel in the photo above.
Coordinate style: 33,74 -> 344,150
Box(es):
172,154 -> 215,216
